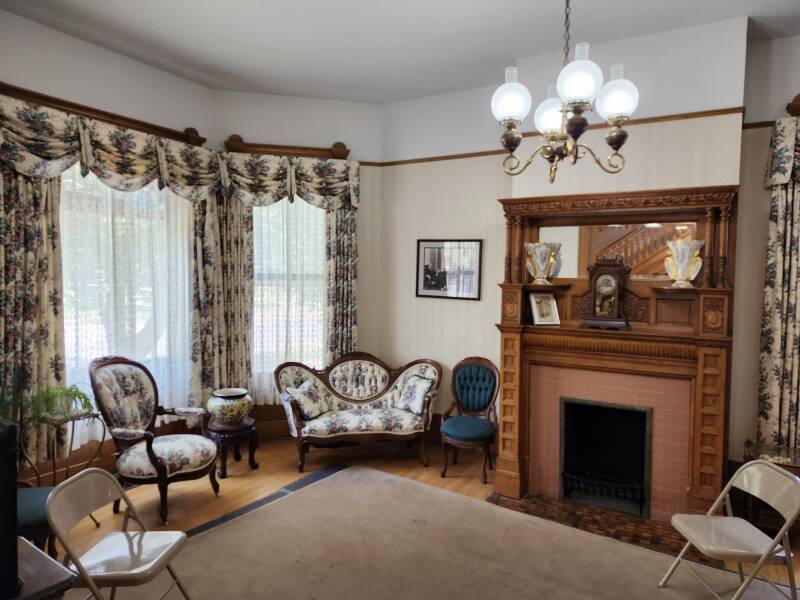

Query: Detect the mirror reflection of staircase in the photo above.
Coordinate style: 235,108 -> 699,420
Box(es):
580,223 -> 697,279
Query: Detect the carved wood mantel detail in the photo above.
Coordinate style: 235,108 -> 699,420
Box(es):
496,186 -> 738,514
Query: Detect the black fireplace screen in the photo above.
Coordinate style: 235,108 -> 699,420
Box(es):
560,397 -> 652,518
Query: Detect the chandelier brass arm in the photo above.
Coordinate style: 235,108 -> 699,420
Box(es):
578,144 -> 625,174
500,110 -> 628,182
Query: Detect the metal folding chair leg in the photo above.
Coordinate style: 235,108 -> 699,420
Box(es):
658,540 -> 691,588
167,564 -> 193,600
784,534 -> 797,600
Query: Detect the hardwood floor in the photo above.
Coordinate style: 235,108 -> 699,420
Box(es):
61,437 -> 798,590
65,438 -> 493,556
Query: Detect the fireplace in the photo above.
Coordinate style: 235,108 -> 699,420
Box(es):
560,397 -> 652,517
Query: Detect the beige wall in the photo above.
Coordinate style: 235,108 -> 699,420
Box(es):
729,127 -> 772,459
358,157 -> 511,412
357,113 -> 770,461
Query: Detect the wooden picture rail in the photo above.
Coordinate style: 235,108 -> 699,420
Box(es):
0,81 -> 206,146
225,134 -> 350,159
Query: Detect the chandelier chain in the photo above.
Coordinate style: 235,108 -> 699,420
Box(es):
562,0 -> 571,66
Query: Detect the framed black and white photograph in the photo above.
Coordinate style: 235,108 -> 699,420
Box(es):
529,293 -> 560,325
416,239 -> 482,300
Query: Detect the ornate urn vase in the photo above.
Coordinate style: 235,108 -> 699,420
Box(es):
525,242 -> 561,285
664,240 -> 704,288
207,388 -> 253,426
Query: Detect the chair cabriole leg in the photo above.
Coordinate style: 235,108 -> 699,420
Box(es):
158,480 -> 169,525
209,466 -> 220,496
296,439 -> 306,472
419,438 -> 429,467
441,441 -> 449,477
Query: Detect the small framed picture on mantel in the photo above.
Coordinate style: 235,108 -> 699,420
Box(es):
416,239 -> 482,300
530,293 -> 560,325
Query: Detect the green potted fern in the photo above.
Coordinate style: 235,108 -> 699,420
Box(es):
28,385 -> 93,426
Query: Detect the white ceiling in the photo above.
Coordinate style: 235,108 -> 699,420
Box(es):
2,0 -> 800,103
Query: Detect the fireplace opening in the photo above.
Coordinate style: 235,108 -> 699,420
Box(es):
560,397 -> 652,518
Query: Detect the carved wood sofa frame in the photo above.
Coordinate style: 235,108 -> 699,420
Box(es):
275,352 -> 443,472
89,356 -> 219,524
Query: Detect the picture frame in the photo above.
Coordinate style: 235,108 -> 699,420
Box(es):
529,293 -> 560,325
416,239 -> 482,300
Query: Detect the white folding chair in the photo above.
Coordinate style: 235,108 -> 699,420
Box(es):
46,467 -> 192,600
658,459 -> 800,599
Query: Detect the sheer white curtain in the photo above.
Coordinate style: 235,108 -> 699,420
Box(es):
251,199 -> 326,405
60,164 -> 193,446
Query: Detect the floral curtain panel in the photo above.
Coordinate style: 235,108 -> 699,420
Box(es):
325,205 -> 358,362
0,166 -> 66,462
758,117 -> 800,447
0,93 -> 359,435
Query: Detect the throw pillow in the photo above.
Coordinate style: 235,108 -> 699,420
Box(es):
396,375 -> 434,415
286,379 -> 330,420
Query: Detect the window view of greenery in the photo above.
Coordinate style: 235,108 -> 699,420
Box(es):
60,165 -> 193,415
251,199 -> 325,403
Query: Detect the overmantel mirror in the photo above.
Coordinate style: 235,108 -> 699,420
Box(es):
539,221 -> 698,281
498,186 -> 738,334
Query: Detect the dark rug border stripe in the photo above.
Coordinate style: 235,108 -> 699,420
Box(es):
186,464 -> 349,538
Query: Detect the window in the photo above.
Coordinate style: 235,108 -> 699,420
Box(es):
60,164 -> 193,442
250,199 -> 326,404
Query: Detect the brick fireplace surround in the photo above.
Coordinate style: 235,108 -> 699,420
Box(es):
529,365 -> 691,522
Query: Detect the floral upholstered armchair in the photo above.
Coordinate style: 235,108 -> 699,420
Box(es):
275,352 -> 442,471
89,356 -> 219,524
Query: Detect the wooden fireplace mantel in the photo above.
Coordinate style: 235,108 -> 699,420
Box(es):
495,186 -> 737,514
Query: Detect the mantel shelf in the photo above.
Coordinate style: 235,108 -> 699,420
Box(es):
523,283 -> 572,293
651,285 -> 733,296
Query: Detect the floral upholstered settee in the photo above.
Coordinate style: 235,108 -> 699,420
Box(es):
275,352 -> 442,471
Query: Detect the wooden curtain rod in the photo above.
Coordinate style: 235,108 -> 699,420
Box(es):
0,81 -> 206,146
224,134 -> 350,159
788,93 -> 800,117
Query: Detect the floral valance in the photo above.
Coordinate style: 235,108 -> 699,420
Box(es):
0,94 -> 359,207
765,117 -> 800,188
293,157 -> 360,209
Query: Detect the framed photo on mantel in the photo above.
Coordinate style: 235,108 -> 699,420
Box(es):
416,239 -> 482,300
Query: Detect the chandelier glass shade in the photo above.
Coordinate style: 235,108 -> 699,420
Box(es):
490,66 -> 532,122
491,1 -> 639,182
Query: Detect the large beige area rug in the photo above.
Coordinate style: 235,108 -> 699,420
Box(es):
79,467 -> 786,599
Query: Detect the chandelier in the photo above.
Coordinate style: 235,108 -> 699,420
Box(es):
490,0 -> 639,182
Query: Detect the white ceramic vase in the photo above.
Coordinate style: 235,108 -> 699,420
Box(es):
525,242 -> 561,285
664,239 -> 704,288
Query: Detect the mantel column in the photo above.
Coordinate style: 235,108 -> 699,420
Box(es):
504,216 -> 512,283
511,217 -> 523,284
702,207 -> 716,288
717,206 -> 731,288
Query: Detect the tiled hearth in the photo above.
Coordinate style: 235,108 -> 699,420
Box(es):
529,365 -> 691,522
